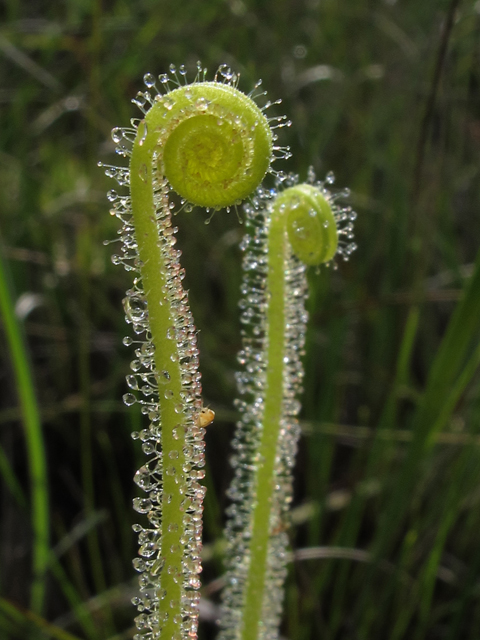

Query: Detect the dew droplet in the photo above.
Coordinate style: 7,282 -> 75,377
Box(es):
133,497 -> 152,514
123,393 -> 137,406
132,557 -> 146,572
195,97 -> 208,111
126,375 -> 139,390
158,370 -> 170,384
143,72 -> 156,88
111,127 -> 123,143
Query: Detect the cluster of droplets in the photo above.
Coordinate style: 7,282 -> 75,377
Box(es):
220,173 -> 357,640
304,167 -> 358,262
103,123 -> 207,640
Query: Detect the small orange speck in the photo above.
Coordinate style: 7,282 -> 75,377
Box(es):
197,407 -> 215,428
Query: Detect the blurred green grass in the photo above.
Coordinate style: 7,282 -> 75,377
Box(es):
1,0 -> 480,638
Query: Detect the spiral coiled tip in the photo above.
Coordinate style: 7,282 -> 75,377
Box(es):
159,82 -> 273,209
267,172 -> 357,266
120,64 -> 289,211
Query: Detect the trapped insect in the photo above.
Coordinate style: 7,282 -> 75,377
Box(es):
197,407 -> 215,428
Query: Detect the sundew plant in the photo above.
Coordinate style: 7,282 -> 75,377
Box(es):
101,63 -> 292,640
3,6 -> 480,640
106,64 -> 355,640
220,172 -> 356,640
103,62 -> 357,640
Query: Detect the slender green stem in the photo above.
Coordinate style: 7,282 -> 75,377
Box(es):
105,65 -> 281,640
0,242 -> 49,613
76,226 -> 113,634
241,207 -> 287,640
221,176 -> 355,640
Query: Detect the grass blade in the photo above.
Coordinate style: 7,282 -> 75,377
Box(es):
0,242 -> 49,613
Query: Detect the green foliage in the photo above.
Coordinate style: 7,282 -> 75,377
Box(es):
1,1 -> 480,639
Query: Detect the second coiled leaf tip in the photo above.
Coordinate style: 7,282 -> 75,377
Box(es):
264,171 -> 357,266
277,184 -> 339,265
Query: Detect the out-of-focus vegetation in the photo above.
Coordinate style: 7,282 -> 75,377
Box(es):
1,0 -> 480,638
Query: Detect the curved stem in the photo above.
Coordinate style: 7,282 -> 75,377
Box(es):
221,191 -> 308,640
221,175 -> 355,640
106,65 -> 288,640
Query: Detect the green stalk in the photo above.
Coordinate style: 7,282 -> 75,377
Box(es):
103,64 -> 280,640
221,177 -> 356,640
241,203 -> 288,640
0,242 -> 49,613
130,130 -> 188,638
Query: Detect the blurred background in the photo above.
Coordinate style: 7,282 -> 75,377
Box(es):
1,0 -> 480,638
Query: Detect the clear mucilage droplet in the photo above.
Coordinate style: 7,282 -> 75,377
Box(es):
123,393 -> 137,406
143,72 -> 156,88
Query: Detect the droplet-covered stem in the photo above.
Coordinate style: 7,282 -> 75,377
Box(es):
222,177 -> 354,640
240,185 -> 335,640
130,138 -> 188,638
240,203 -> 289,640
122,67 -> 280,640
106,64 -> 291,640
